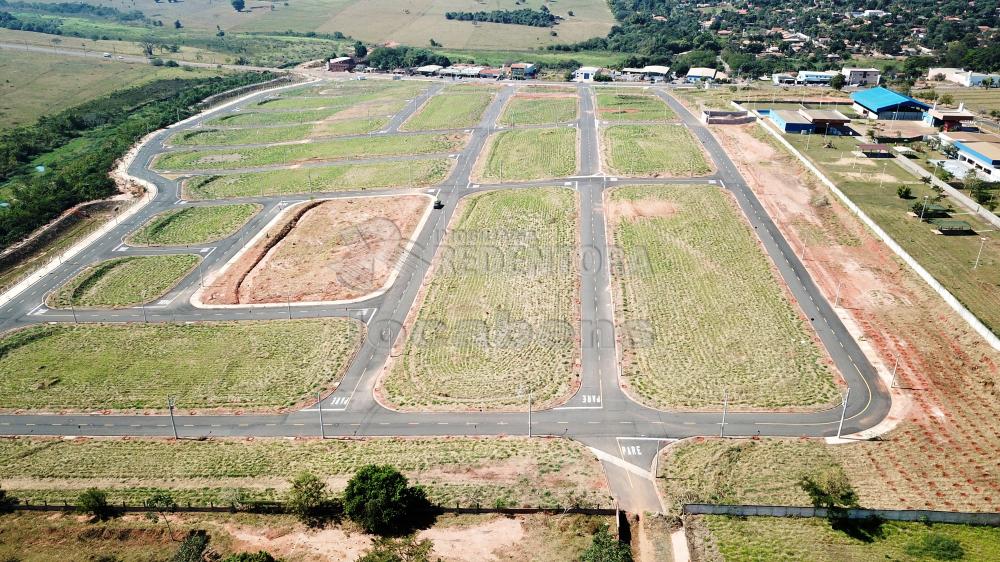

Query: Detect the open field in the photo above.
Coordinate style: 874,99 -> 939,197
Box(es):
924,84 -> 1000,115
0,49 -> 224,129
781,132 -> 1000,336
0,207 -> 116,293
205,107 -> 362,127
401,91 -> 496,131
0,435 -> 611,509
172,119 -> 393,146
154,132 -> 467,171
693,515 -> 1000,562
383,188 -> 579,411
703,121 -> 1000,513
477,127 -> 577,182
0,320 -> 361,411
603,124 -> 712,177
47,254 -> 199,309
595,92 -> 675,122
673,84 -> 850,111
500,95 -> 579,125
609,185 -> 838,409
0,510 -> 609,562
184,158 -> 452,199
127,204 -> 259,246
202,196 -> 428,304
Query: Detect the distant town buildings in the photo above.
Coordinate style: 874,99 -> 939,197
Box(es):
841,67 -> 881,86
927,68 -> 1000,87
573,66 -> 601,82
327,57 -> 355,72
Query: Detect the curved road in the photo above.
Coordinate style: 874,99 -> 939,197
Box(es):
0,78 -> 891,512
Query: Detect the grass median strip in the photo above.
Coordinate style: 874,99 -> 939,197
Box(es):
383,188 -> 579,411
47,255 -> 199,309
500,95 -> 578,125
595,92 -> 675,122
477,127 -> 577,182
0,436 -> 611,509
184,158 -> 451,199
610,185 -> 838,409
0,319 -> 361,411
154,133 -> 467,171
127,204 -> 259,246
603,124 -> 712,177
402,91 -> 495,131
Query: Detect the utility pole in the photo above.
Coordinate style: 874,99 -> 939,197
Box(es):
836,387 -> 851,439
167,396 -> 178,439
720,389 -> 728,438
317,392 -> 326,439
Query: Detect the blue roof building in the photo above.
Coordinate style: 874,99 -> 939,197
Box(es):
768,110 -> 816,134
850,87 -> 930,120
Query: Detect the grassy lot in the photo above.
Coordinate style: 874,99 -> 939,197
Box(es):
0,49 -> 224,129
500,95 -> 579,125
0,435 -> 610,509
478,127 -> 577,182
595,91 -> 675,122
173,117 -> 390,145
610,185 -> 838,409
401,91 -> 496,131
384,188 -> 579,410
154,133 -> 466,171
925,85 -> 1000,115
206,107 -> 355,127
603,124 -> 712,177
48,255 -> 199,309
184,158 -> 451,199
0,207 -> 116,293
696,515 -> 1000,562
126,204 -> 259,246
0,319 -> 360,410
781,133 -> 1000,336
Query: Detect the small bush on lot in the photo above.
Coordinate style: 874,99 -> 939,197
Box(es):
581,525 -> 633,562
286,472 -> 339,527
344,465 -> 432,535
905,533 -> 966,561
77,488 -> 112,520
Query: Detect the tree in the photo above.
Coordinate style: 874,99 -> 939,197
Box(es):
139,40 -> 155,57
829,73 -> 846,91
221,552 -> 278,562
344,465 -> 431,535
172,531 -> 210,562
173,19 -> 182,29
357,537 -> 433,562
353,41 -> 368,59
581,525 -> 633,562
285,472 -> 332,526
798,468 -> 859,510
896,185 -> 912,199
77,488 -> 112,520
938,93 -> 954,106
145,489 -> 177,539
231,0 -> 244,12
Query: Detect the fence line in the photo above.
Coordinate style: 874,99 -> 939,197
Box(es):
683,503 -> 1000,526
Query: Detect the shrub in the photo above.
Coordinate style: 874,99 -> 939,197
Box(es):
905,533 -> 965,560
581,525 -> 633,562
357,537 -> 433,562
798,468 -> 858,509
897,185 -> 913,199
172,531 -> 210,562
285,472 -> 337,527
76,488 -> 112,520
344,465 -> 432,535
221,552 -> 278,562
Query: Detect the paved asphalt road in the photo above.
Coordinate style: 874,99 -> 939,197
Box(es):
0,77 -> 891,512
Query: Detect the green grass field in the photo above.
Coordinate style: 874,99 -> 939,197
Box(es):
0,49 -> 224,129
0,435 -> 610,509
499,95 -> 579,125
699,516 -> 1000,562
205,107 -> 353,127
610,185 -> 838,409
0,319 -> 361,410
781,133 -> 1000,336
595,92 -> 675,122
478,127 -> 577,182
174,117 -> 390,145
402,91 -> 495,131
127,204 -> 259,246
384,188 -> 579,410
154,133 -> 466,171
603,125 -> 712,177
184,158 -> 451,199
47,255 -> 199,309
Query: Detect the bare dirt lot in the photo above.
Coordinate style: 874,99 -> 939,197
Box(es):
202,196 -> 429,304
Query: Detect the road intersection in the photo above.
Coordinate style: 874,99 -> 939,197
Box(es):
0,78 -> 892,512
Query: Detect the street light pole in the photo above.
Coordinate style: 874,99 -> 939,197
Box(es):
835,281 -> 843,307
889,355 -> 899,389
974,237 -> 987,269
527,391 -> 532,438
317,392 -> 325,439
167,397 -> 178,439
836,387 -> 851,439
720,389 -> 728,438
919,195 -> 929,221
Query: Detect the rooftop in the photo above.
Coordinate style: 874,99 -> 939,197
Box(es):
771,109 -> 811,124
962,142 -> 1000,162
941,132 -> 1000,143
798,108 -> 851,123
851,87 -> 930,112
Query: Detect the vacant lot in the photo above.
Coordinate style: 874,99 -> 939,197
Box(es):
203,196 -> 428,304
184,159 -> 451,199
0,435 -> 610,509
402,91 -> 495,131
127,204 -> 259,246
383,188 -> 579,410
694,515 -> 1000,562
477,127 -> 577,182
154,133 -> 466,171
500,95 -> 579,125
0,49 -> 223,129
172,119 -> 391,146
595,92 -> 675,122
0,320 -> 360,411
603,124 -> 712,177
47,255 -> 199,309
609,185 -> 838,409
